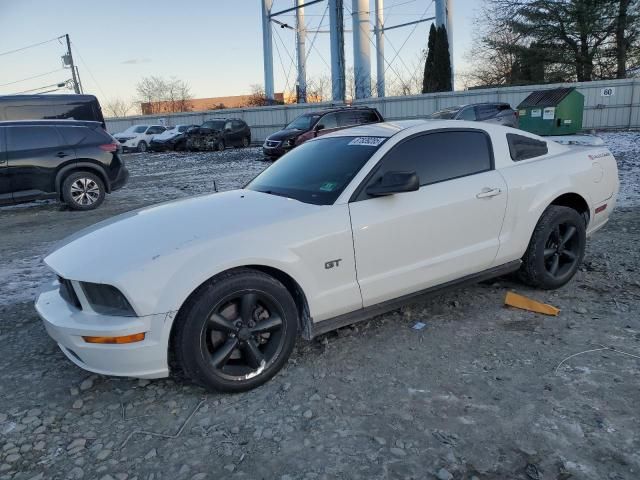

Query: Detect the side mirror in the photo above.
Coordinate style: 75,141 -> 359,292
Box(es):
365,171 -> 419,196
314,123 -> 324,131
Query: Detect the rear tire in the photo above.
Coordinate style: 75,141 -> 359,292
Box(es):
61,171 -> 105,211
174,269 -> 298,392
242,136 -> 250,148
519,206 -> 586,289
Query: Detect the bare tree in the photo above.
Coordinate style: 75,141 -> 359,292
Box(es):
103,98 -> 134,118
136,76 -> 193,114
306,74 -> 331,102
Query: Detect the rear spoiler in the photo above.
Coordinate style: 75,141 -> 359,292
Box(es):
545,135 -> 604,147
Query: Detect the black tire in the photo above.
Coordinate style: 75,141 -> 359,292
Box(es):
137,141 -> 147,153
174,269 -> 298,392
61,171 -> 106,211
216,139 -> 225,152
519,205 -> 586,289
242,136 -> 250,148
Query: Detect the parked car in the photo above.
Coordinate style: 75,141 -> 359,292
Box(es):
0,94 -> 106,128
113,125 -> 166,152
185,119 -> 251,151
428,103 -> 519,128
263,106 -> 383,159
149,124 -> 198,152
36,120 -> 618,392
1,120 -> 128,210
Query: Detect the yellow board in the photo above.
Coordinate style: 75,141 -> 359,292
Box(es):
504,291 -> 560,316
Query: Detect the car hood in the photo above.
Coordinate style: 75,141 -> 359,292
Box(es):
153,131 -> 179,140
45,190 -> 320,284
267,129 -> 305,142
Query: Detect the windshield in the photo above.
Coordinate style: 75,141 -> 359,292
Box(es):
247,136 -> 386,205
123,125 -> 149,134
428,108 -> 460,119
285,114 -> 321,131
201,120 -> 225,130
178,125 -> 191,132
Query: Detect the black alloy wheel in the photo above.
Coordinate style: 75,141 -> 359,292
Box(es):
543,223 -> 580,279
519,205 -> 586,289
203,291 -> 285,380
175,269 -> 298,392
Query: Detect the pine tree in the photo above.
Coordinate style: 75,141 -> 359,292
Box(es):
422,24 -> 437,93
435,26 -> 452,91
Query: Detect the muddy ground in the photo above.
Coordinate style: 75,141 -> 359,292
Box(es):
0,133 -> 639,480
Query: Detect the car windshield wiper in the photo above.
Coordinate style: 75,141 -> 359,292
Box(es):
260,190 -> 292,199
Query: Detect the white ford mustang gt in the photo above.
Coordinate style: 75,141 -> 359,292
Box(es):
36,120 -> 619,392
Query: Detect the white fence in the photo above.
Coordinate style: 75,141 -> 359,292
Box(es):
105,78 -> 640,143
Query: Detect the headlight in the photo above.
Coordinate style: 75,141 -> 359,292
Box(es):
286,138 -> 296,147
80,282 -> 136,316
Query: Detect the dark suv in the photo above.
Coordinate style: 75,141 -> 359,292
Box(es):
263,106 -> 383,159
0,120 -> 128,210
185,119 -> 251,151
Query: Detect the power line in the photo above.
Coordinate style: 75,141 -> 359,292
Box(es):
0,68 -> 65,88
13,81 -> 71,95
70,42 -> 107,98
0,36 -> 62,57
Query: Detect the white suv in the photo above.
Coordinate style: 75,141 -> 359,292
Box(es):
113,124 -> 166,152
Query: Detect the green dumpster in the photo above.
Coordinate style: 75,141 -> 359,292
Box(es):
517,87 -> 584,136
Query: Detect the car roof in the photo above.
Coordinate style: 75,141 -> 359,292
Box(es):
0,94 -> 99,103
318,119 -> 427,138
0,119 -> 102,128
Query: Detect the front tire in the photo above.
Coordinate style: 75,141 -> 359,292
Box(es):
216,139 -> 225,152
519,205 -> 586,289
175,269 -> 298,392
61,171 -> 106,211
137,141 -> 147,153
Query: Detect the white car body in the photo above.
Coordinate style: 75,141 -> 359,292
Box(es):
152,125 -> 191,142
36,120 -> 619,379
113,124 -> 166,151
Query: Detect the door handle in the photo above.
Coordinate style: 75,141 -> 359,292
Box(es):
56,152 -> 69,158
476,187 -> 502,198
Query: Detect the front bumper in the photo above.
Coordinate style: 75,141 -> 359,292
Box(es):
35,281 -> 171,379
149,141 -> 173,151
262,144 -> 288,158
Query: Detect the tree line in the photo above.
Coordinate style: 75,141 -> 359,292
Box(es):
462,0 -> 639,87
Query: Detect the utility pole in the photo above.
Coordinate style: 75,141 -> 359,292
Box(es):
352,0 -> 371,100
374,0 -> 384,97
261,0 -> 275,104
63,34 -> 81,94
329,0 -> 346,103
296,0 -> 307,103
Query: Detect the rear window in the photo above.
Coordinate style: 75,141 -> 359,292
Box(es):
507,133 -> 548,161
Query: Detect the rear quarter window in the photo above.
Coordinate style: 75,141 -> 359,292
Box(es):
507,133 -> 548,161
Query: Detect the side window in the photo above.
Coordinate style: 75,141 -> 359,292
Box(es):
367,130 -> 493,191
506,133 -> 548,161
475,104 -> 499,120
7,126 -> 63,151
458,107 -> 477,121
147,126 -> 164,134
57,126 -> 88,145
337,111 -> 360,127
224,121 -> 232,131
360,110 -> 380,123
232,120 -> 244,130
319,113 -> 338,129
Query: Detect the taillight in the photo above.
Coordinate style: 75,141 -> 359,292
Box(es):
99,143 -> 118,152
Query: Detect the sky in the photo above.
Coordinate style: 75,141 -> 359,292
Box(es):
0,0 -> 479,106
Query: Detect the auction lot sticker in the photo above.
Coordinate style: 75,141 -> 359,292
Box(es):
348,137 -> 386,146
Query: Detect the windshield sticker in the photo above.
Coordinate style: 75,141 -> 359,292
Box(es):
348,137 -> 385,147
319,182 -> 338,192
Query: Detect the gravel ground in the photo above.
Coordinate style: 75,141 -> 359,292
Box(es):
0,134 -> 639,480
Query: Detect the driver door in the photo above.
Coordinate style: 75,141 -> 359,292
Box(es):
348,129 -> 508,307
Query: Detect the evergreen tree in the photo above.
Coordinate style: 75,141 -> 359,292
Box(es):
422,24 -> 437,93
435,26 -> 453,91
